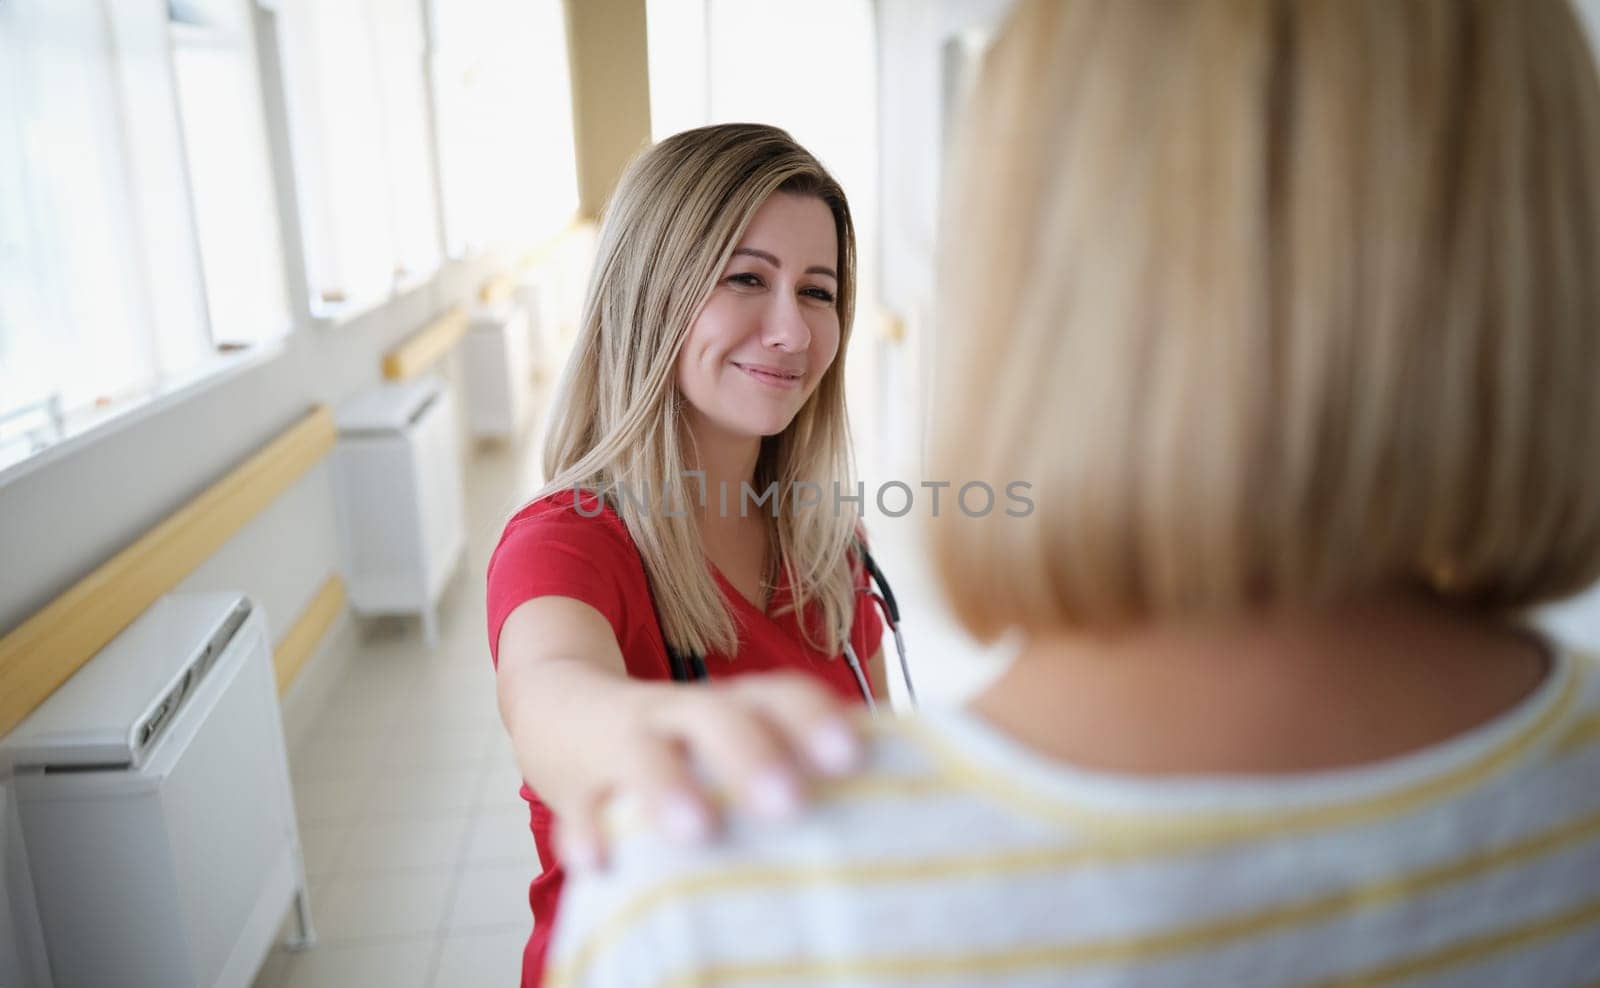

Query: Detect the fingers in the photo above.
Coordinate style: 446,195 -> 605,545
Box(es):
723,674 -> 864,778
553,676 -> 869,873
643,689 -> 805,822
616,730 -> 715,844
642,675 -> 865,823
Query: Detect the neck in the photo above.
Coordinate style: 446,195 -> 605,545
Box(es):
682,412 -> 762,528
969,598 -> 1550,776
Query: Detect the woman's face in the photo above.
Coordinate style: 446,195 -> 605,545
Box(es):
676,192 -> 842,443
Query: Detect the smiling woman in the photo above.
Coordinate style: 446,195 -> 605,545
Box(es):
677,194 -> 843,450
484,123 -> 885,987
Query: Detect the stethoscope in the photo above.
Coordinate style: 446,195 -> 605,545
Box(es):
657,538 -> 917,712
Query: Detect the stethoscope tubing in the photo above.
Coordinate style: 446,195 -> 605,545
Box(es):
661,540 -> 916,710
841,641 -> 877,713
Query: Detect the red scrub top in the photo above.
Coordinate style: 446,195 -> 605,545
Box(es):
485,490 -> 884,987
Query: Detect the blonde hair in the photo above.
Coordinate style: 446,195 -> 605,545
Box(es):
931,0 -> 1600,640
538,123 -> 860,658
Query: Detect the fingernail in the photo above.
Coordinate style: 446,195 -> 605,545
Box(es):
806,721 -> 862,776
659,792 -> 712,844
749,769 -> 803,819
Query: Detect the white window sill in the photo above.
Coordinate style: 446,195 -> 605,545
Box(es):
308,285 -> 394,328
0,339 -> 288,491
308,258 -> 453,330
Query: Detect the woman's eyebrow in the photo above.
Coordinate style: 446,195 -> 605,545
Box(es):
733,247 -> 838,281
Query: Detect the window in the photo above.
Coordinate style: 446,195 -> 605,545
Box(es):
430,0 -> 579,256
274,0 -> 443,318
371,0 -> 443,286
0,0 -> 578,475
0,0 -> 208,471
645,0 -> 708,144
0,0 -> 292,476
169,0 -> 293,347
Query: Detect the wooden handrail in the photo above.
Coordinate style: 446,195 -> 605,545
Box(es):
476,218 -> 592,310
478,271 -> 517,307
0,405 -> 337,736
274,574 -> 346,695
517,216 -> 589,275
382,306 -> 470,381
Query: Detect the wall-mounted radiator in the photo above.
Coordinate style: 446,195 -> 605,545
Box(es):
0,593 -> 313,987
462,302 -> 534,440
332,374 -> 466,645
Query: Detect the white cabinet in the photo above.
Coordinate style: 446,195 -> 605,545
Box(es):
461,302 -> 532,440
0,593 -> 312,988
332,375 -> 466,644
516,271 -> 560,381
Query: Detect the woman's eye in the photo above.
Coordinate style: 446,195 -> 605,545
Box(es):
727,272 -> 764,288
803,287 -> 836,304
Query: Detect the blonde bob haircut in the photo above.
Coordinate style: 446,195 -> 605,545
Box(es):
538,123 -> 859,660
931,0 -> 1600,640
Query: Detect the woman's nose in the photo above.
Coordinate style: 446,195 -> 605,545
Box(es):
763,295 -> 812,352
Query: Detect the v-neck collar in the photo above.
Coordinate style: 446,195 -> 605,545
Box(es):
709,559 -> 789,621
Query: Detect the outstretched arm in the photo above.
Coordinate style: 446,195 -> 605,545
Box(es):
495,596 -> 867,864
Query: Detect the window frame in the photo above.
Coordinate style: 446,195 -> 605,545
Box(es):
0,0 -> 297,487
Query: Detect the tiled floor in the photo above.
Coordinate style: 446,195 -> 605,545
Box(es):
252,415 -> 548,988
251,364 -> 1012,986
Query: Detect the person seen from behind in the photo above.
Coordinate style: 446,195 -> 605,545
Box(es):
543,1 -> 1600,984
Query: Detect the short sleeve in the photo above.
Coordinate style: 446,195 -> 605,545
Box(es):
485,495 -> 643,666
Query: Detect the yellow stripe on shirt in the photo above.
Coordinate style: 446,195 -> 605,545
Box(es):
1555,712 -> 1600,756
548,798 -> 1600,986
1299,895 -> 1600,988
637,893 -> 1600,988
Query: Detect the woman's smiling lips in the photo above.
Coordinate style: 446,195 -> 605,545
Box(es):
733,362 -> 805,390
